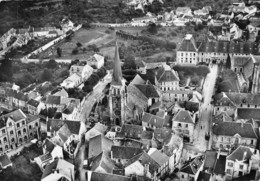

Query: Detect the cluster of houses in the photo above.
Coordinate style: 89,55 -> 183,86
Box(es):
0,18 -> 74,54
61,53 -> 104,89
0,37 -> 260,181
130,1 -> 260,42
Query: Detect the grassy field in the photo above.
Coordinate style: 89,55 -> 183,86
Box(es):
36,28 -> 116,60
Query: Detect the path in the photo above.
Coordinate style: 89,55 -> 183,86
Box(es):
192,64 -> 218,151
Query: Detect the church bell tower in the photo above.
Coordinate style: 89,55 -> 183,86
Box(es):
109,41 -> 126,126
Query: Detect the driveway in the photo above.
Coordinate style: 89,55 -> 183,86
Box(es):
192,64 -> 218,152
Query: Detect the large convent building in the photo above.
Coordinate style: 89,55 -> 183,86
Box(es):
177,34 -> 260,65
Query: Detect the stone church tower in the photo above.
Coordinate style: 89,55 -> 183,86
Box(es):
109,41 -> 126,126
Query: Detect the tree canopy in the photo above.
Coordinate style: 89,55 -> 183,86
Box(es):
0,58 -> 13,82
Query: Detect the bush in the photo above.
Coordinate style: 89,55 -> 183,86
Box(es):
76,42 -> 82,47
46,59 -> 58,69
170,31 -> 177,37
72,48 -> 79,55
40,69 -> 52,82
83,85 -> 93,93
190,75 -> 201,86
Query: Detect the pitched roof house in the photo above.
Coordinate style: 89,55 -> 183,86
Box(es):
212,121 -> 258,150
225,145 -> 260,180
179,155 -> 205,181
172,110 -> 195,142
87,171 -> 131,181
60,73 -> 82,89
111,145 -> 143,165
41,159 -> 74,181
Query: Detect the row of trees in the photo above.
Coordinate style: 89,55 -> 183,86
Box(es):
82,67 -> 107,93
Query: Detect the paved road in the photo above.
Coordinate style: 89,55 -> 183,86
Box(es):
192,64 -> 218,152
77,72 -> 112,123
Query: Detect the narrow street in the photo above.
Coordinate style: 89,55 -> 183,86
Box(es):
192,64 -> 218,152
76,141 -> 86,181
77,72 -> 112,123
75,72 -> 112,181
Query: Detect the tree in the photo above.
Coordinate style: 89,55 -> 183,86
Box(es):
57,47 -> 62,57
72,48 -> 79,55
88,44 -> 99,52
76,42 -> 82,47
123,54 -> 136,70
46,59 -> 58,69
0,58 -> 13,82
60,69 -> 69,78
40,69 -> 52,82
83,85 -> 93,93
190,75 -> 200,86
226,54 -> 231,69
147,23 -> 158,35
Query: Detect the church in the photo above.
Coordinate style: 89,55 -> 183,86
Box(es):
109,41 -> 127,126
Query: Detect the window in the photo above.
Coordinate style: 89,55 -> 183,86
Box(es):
18,130 -> 21,136
9,122 -> 12,127
11,138 -> 15,143
17,123 -> 20,128
23,128 -> 26,133
2,129 -> 5,134
35,122 -> 38,127
3,137 -> 7,142
228,162 -> 233,167
5,145 -> 8,149
226,169 -> 232,174
29,125 -> 32,129
0,147 -> 2,152
10,130 -> 13,135
239,165 -> 243,169
182,174 -> 184,178
186,124 -> 188,128
178,123 -> 182,127
251,140 -> 254,145
22,121 -> 25,125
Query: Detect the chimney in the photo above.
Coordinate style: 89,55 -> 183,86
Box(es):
217,149 -> 221,159
144,164 -> 149,178
243,151 -> 247,161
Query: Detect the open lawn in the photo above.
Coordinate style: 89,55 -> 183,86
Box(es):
37,28 -> 107,60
